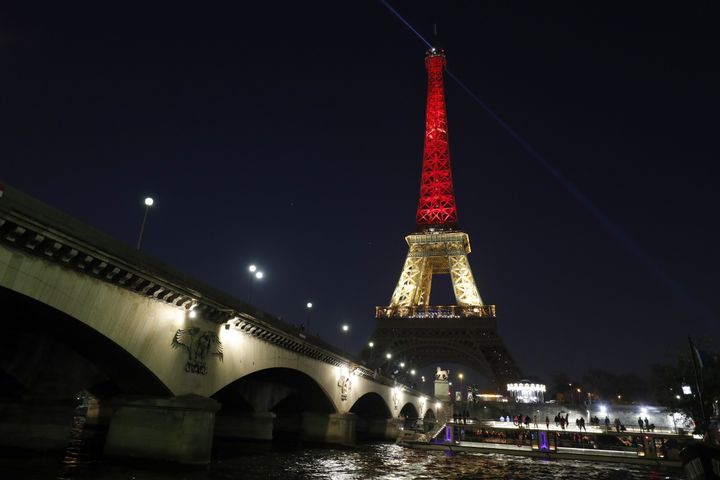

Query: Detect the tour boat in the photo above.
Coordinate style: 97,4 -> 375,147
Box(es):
397,419 -> 693,468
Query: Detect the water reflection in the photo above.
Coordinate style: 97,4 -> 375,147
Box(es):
0,439 -> 683,479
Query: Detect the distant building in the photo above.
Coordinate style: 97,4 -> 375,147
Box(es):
507,380 -> 546,403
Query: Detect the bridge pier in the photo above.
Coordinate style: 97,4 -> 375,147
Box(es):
104,395 -> 220,465
364,418 -> 401,440
301,412 -> 356,446
214,411 -> 276,441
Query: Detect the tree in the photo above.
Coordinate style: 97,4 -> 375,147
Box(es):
648,345 -> 720,433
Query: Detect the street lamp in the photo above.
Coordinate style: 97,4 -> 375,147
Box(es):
305,302 -> 312,332
368,341 -> 374,363
384,352 -> 392,374
247,265 -> 263,303
341,324 -> 349,353
136,196 -> 154,250
459,373 -> 464,402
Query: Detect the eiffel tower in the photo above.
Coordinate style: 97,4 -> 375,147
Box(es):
366,48 -> 521,390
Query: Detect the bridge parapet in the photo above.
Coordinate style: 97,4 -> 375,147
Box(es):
0,183 -> 394,384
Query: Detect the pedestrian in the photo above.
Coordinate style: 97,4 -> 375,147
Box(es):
533,414 -> 538,428
545,416 -> 550,429
580,417 -> 586,431
644,417 -> 649,430
638,416 -> 644,432
604,416 -> 610,431
614,417 -> 621,433
524,415 -> 530,428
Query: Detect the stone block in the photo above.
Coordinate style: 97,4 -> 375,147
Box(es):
104,394 -> 220,465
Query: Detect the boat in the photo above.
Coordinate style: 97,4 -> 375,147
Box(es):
397,418 -> 693,468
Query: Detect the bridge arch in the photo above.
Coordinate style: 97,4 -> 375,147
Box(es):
399,401 -> 419,420
349,392 -> 392,419
0,284 -> 171,400
212,367 -> 336,414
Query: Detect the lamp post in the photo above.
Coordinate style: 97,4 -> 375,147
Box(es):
459,373 -> 464,403
368,341 -> 374,364
136,196 -> 154,250
247,264 -> 256,300
247,265 -> 263,303
305,302 -> 312,333
341,323 -> 349,354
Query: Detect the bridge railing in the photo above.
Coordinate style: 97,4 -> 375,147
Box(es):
375,304 -> 496,319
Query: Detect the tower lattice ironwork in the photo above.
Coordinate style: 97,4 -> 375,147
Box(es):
366,48 -> 521,390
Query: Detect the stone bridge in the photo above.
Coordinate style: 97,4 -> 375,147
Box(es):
0,184 -> 439,463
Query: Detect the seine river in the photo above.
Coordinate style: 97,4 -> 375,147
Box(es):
2,441 -> 683,480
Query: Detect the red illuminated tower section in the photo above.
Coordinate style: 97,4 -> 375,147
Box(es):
416,48 -> 458,231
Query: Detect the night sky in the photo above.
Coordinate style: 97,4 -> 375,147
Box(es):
2,2 -> 719,388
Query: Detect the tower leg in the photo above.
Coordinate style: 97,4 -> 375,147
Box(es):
448,254 -> 482,306
389,255 -> 426,307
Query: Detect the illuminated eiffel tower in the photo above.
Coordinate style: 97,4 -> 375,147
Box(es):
367,48 -> 521,389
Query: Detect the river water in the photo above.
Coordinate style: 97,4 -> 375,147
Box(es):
2,440 -> 683,480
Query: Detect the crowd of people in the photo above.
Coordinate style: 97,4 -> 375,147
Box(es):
495,413 -> 655,433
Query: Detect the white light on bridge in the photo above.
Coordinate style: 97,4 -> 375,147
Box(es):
368,341 -> 374,348
306,302 -> 313,309
342,324 -> 349,332
188,310 -> 197,319
386,353 -> 391,359
255,271 -> 264,279
410,369 -> 416,375
400,362 -> 405,368
249,265 -> 257,273
435,402 -> 441,410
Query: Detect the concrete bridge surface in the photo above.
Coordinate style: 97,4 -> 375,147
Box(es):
0,184 -> 440,464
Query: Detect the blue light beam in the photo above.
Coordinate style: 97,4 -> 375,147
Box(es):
379,0 -> 433,49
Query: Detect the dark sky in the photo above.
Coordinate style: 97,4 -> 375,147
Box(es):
2,2 -> 719,388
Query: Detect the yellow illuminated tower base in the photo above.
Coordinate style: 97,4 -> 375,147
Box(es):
384,231 -> 487,317
368,229 -> 521,390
